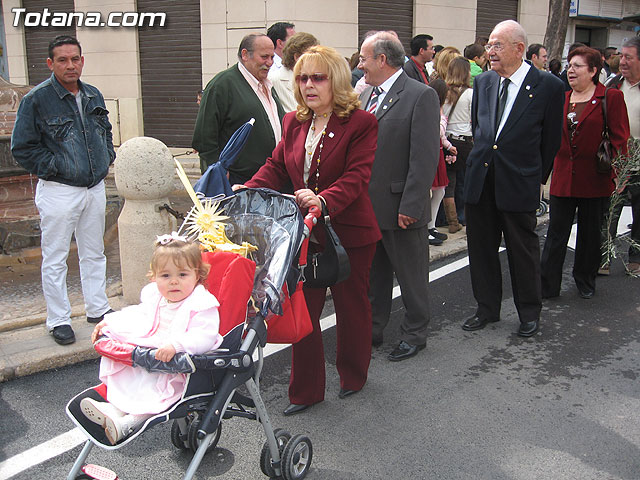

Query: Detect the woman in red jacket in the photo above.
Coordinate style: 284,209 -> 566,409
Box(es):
541,47 -> 630,299
240,45 -> 380,415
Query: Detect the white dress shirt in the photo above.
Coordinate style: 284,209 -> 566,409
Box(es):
238,61 -> 282,143
496,60 -> 531,138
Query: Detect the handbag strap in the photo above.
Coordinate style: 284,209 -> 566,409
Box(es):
447,86 -> 466,120
601,87 -> 610,138
320,202 -> 332,226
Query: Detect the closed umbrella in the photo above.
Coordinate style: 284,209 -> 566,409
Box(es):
194,118 -> 255,198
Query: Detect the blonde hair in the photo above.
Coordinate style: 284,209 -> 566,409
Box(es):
433,46 -> 461,83
293,45 -> 361,122
148,240 -> 210,285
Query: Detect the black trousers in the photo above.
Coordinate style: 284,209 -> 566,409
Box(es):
465,168 -> 541,324
541,195 -> 606,297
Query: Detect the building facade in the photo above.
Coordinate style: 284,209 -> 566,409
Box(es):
1,0 -> 638,148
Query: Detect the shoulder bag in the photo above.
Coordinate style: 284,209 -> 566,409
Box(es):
304,203 -> 351,288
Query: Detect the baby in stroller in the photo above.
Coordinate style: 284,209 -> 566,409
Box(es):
80,234 -> 223,445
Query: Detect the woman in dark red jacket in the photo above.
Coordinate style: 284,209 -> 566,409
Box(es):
541,47 -> 630,299
240,45 -> 380,415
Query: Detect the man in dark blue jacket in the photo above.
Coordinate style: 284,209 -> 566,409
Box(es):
462,21 -> 564,338
12,35 -> 115,345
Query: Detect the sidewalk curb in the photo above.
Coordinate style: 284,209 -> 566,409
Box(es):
0,282 -> 124,333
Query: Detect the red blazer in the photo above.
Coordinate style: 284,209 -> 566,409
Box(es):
550,83 -> 630,198
246,109 -> 381,248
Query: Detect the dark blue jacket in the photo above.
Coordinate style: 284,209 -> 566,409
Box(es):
11,73 -> 115,188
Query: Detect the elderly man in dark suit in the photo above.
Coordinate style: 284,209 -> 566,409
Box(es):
462,20 -> 564,337
359,31 -> 440,361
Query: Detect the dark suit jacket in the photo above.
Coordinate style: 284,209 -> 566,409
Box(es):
550,83 -> 629,198
245,109 -> 381,248
403,58 -> 429,84
464,64 -> 565,212
192,64 -> 286,179
361,71 -> 440,230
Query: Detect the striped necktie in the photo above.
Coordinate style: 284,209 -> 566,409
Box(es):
495,78 -> 511,132
367,87 -> 382,114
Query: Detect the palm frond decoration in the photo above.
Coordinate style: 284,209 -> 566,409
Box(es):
174,160 -> 257,257
602,138 -> 640,276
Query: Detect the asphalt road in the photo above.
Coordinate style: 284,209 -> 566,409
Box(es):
1,238 -> 639,480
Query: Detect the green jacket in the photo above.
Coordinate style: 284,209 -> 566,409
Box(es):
469,60 -> 483,87
192,64 -> 285,181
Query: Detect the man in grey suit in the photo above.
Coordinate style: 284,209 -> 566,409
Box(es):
358,32 -> 440,361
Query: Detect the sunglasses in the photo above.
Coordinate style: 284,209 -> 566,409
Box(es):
295,73 -> 329,84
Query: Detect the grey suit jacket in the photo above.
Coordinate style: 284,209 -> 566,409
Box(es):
361,71 -> 440,230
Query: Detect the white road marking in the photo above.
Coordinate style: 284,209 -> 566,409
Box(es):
567,206 -> 631,251
0,428 -> 87,479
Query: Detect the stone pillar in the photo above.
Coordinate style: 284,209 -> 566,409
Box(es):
115,137 -> 176,303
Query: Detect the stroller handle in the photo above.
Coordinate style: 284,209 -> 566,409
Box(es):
299,205 -> 321,268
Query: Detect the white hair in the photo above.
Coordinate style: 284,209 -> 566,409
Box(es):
493,20 -> 528,46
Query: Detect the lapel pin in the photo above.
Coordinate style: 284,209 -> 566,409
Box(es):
328,132 -> 335,138
383,105 -> 388,110
592,99 -> 596,104
526,85 -> 531,90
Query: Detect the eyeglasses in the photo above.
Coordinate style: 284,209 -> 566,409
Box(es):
484,42 -> 519,52
295,73 -> 329,84
358,54 -> 380,64
567,63 -> 588,70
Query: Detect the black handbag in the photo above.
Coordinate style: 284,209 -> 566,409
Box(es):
596,88 -> 613,174
304,204 -> 351,288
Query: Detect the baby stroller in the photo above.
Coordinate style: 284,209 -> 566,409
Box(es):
66,188 -> 318,480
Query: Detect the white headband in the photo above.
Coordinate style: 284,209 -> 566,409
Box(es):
156,231 -> 187,246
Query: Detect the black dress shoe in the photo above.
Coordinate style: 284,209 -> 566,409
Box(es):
338,388 -> 360,399
517,320 -> 539,337
87,308 -> 115,324
461,315 -> 499,331
428,233 -> 443,246
429,228 -> 448,241
577,289 -> 594,299
388,341 -> 425,362
283,403 -> 310,416
51,325 -> 76,345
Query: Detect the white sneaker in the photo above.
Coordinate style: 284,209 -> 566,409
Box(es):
104,413 -> 150,445
80,398 -> 125,426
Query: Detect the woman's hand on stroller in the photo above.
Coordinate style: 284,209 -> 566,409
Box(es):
231,184 -> 246,192
91,321 -> 106,344
294,188 -> 322,210
155,343 -> 177,362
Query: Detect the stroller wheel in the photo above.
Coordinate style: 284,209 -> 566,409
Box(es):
187,414 -> 222,454
281,434 -> 313,480
536,199 -> 548,217
260,428 -> 291,477
170,419 -> 189,450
